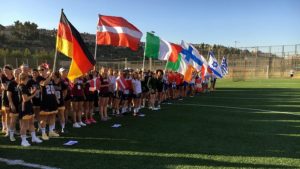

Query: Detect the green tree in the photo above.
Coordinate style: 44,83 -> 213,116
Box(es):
23,48 -> 31,58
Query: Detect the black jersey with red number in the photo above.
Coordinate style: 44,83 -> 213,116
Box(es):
37,76 -> 58,112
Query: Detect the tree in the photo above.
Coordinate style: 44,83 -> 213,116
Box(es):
23,48 -> 31,58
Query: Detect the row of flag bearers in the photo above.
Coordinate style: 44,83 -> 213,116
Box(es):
55,10 -> 228,82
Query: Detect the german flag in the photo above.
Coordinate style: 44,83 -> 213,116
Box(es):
56,10 -> 95,81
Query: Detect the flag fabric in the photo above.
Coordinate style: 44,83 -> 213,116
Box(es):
221,56 -> 228,76
56,11 -> 96,81
208,51 -> 223,78
144,32 -> 180,61
180,41 -> 205,71
96,15 -> 142,51
166,53 -> 182,71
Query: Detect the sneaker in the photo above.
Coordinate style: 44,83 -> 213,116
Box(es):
41,133 -> 49,140
61,128 -> 65,133
85,119 -> 91,125
79,122 -> 86,127
32,137 -> 43,143
90,118 -> 97,123
49,131 -> 60,137
152,107 -> 159,111
4,132 -> 9,137
21,140 -> 31,147
73,123 -> 81,128
10,135 -> 16,142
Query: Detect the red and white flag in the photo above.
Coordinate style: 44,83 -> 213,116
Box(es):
96,15 -> 142,51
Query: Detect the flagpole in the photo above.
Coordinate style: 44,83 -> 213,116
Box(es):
53,8 -> 64,72
94,14 -> 99,70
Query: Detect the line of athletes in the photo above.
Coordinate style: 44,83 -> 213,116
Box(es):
0,63 -> 216,147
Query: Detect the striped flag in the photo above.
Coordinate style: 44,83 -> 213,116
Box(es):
96,15 -> 142,51
221,56 -> 229,76
208,51 -> 223,78
56,11 -> 95,81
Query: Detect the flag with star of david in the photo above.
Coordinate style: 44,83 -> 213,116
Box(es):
208,51 -> 223,78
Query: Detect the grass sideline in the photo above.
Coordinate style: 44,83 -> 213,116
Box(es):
1,78 -> 300,169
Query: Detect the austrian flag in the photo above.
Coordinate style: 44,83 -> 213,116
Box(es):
96,15 -> 143,51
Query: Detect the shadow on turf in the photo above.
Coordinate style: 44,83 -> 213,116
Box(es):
1,87 -> 300,168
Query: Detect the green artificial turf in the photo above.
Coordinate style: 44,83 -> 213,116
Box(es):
1,78 -> 300,169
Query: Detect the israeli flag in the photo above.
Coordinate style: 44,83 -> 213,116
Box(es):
208,51 -> 223,78
221,56 -> 228,76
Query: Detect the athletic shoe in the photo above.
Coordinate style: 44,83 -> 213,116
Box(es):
90,118 -> 97,123
49,131 -> 60,137
10,135 -> 16,142
79,122 -> 86,126
4,132 -> 9,137
21,140 -> 31,147
85,119 -> 91,125
152,107 -> 159,111
32,137 -> 43,143
73,123 -> 81,128
41,133 -> 49,140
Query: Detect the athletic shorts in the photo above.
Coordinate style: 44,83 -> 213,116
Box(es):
72,96 -> 85,102
99,92 -> 110,98
133,93 -> 141,99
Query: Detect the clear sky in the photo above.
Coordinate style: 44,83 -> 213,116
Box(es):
1,0 -> 299,47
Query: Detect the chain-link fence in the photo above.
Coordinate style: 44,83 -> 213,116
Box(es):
1,44 -> 299,80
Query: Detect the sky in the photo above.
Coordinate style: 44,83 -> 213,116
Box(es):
0,0 -> 299,47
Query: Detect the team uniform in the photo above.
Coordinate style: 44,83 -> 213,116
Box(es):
53,80 -> 68,110
18,84 -> 34,120
131,79 -> 142,98
1,76 -> 15,110
61,77 -> 72,102
83,78 -> 94,102
28,78 -> 41,107
7,79 -> 20,116
99,76 -> 110,98
37,76 -> 58,115
71,78 -> 85,102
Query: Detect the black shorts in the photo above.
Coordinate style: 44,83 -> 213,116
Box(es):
113,91 -> 123,99
32,98 -> 41,107
40,99 -> 58,113
133,93 -> 141,99
64,94 -> 72,101
85,94 -> 94,102
99,92 -> 110,98
72,96 -> 85,102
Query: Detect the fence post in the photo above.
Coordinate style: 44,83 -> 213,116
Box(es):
125,58 -> 127,69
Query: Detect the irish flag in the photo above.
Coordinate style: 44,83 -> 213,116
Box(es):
144,32 -> 179,61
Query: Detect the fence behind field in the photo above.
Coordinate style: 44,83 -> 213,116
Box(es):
1,44 -> 299,80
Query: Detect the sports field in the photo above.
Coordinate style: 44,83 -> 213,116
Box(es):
1,79 -> 300,169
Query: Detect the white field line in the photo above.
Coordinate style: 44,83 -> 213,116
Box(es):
176,103 -> 300,116
202,96 -> 300,100
0,157 -> 60,169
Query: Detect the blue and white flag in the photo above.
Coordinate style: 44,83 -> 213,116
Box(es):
221,56 -> 228,76
208,51 -> 223,78
180,41 -> 207,71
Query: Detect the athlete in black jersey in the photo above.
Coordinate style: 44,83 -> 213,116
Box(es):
19,73 -> 42,146
37,64 -> 59,140
53,72 -> 67,133
1,65 -> 14,137
30,69 -> 41,130
7,69 -> 20,142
